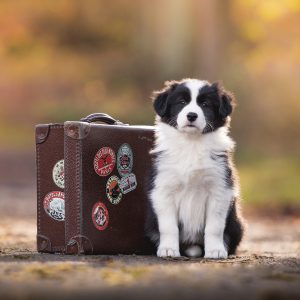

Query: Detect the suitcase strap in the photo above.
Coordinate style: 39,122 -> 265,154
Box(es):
80,113 -> 127,125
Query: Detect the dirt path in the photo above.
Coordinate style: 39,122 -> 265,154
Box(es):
0,215 -> 299,300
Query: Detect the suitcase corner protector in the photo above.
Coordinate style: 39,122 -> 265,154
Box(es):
35,124 -> 50,144
64,121 -> 91,140
65,235 -> 93,255
37,234 -> 52,252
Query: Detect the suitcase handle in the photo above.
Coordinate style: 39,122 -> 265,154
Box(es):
80,113 -> 126,125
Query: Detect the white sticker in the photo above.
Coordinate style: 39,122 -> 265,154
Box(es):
43,191 -> 65,221
52,159 -> 64,189
119,173 -> 137,194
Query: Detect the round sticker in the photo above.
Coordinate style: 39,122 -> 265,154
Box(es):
117,143 -> 133,177
106,175 -> 122,205
92,202 -> 109,231
94,147 -> 116,177
52,159 -> 64,189
43,191 -> 65,221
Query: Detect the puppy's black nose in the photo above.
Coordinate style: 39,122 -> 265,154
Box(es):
187,112 -> 198,122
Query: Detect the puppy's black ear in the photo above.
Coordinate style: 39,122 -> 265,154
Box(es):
153,90 -> 169,117
213,82 -> 235,119
152,81 -> 177,117
219,91 -> 234,118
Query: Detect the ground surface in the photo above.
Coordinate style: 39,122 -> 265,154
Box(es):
0,187 -> 300,300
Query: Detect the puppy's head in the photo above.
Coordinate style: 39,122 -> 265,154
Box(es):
152,79 -> 235,134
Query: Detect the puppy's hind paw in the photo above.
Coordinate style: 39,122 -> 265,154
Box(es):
157,247 -> 180,258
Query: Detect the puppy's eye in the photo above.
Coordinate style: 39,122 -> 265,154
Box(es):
201,101 -> 207,107
178,98 -> 186,105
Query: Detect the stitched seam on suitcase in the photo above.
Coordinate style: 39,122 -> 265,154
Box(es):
65,135 -> 82,243
36,144 -> 41,235
76,140 -> 81,236
52,246 -> 65,251
65,135 -> 69,243
51,125 -> 64,129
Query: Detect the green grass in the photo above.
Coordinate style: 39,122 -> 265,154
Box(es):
238,155 -> 300,212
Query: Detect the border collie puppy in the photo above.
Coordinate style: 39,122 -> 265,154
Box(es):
146,79 -> 244,259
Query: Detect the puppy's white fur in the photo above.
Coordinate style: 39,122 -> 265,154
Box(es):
150,80 -> 239,259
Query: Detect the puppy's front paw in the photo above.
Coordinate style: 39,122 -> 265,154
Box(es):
157,247 -> 180,258
205,247 -> 228,259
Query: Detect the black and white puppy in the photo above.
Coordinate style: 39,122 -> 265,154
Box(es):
146,79 -> 244,259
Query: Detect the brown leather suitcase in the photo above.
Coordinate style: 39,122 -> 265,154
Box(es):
36,123 -> 65,253
64,113 -> 155,254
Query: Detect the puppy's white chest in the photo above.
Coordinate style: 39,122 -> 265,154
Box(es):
174,170 -> 209,244
168,153 -> 212,244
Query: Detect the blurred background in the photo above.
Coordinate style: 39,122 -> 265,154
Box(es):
0,0 -> 299,215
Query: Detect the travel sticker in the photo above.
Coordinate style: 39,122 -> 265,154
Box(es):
52,159 -> 64,189
43,191 -> 65,221
94,147 -> 116,177
106,175 -> 122,205
92,202 -> 109,231
119,173 -> 137,194
117,143 -> 133,177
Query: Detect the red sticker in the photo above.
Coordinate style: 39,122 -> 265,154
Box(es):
94,147 -> 116,177
43,191 -> 65,221
92,202 -> 109,231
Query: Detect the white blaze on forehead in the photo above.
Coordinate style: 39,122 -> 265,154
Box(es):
176,79 -> 208,132
183,79 -> 209,102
